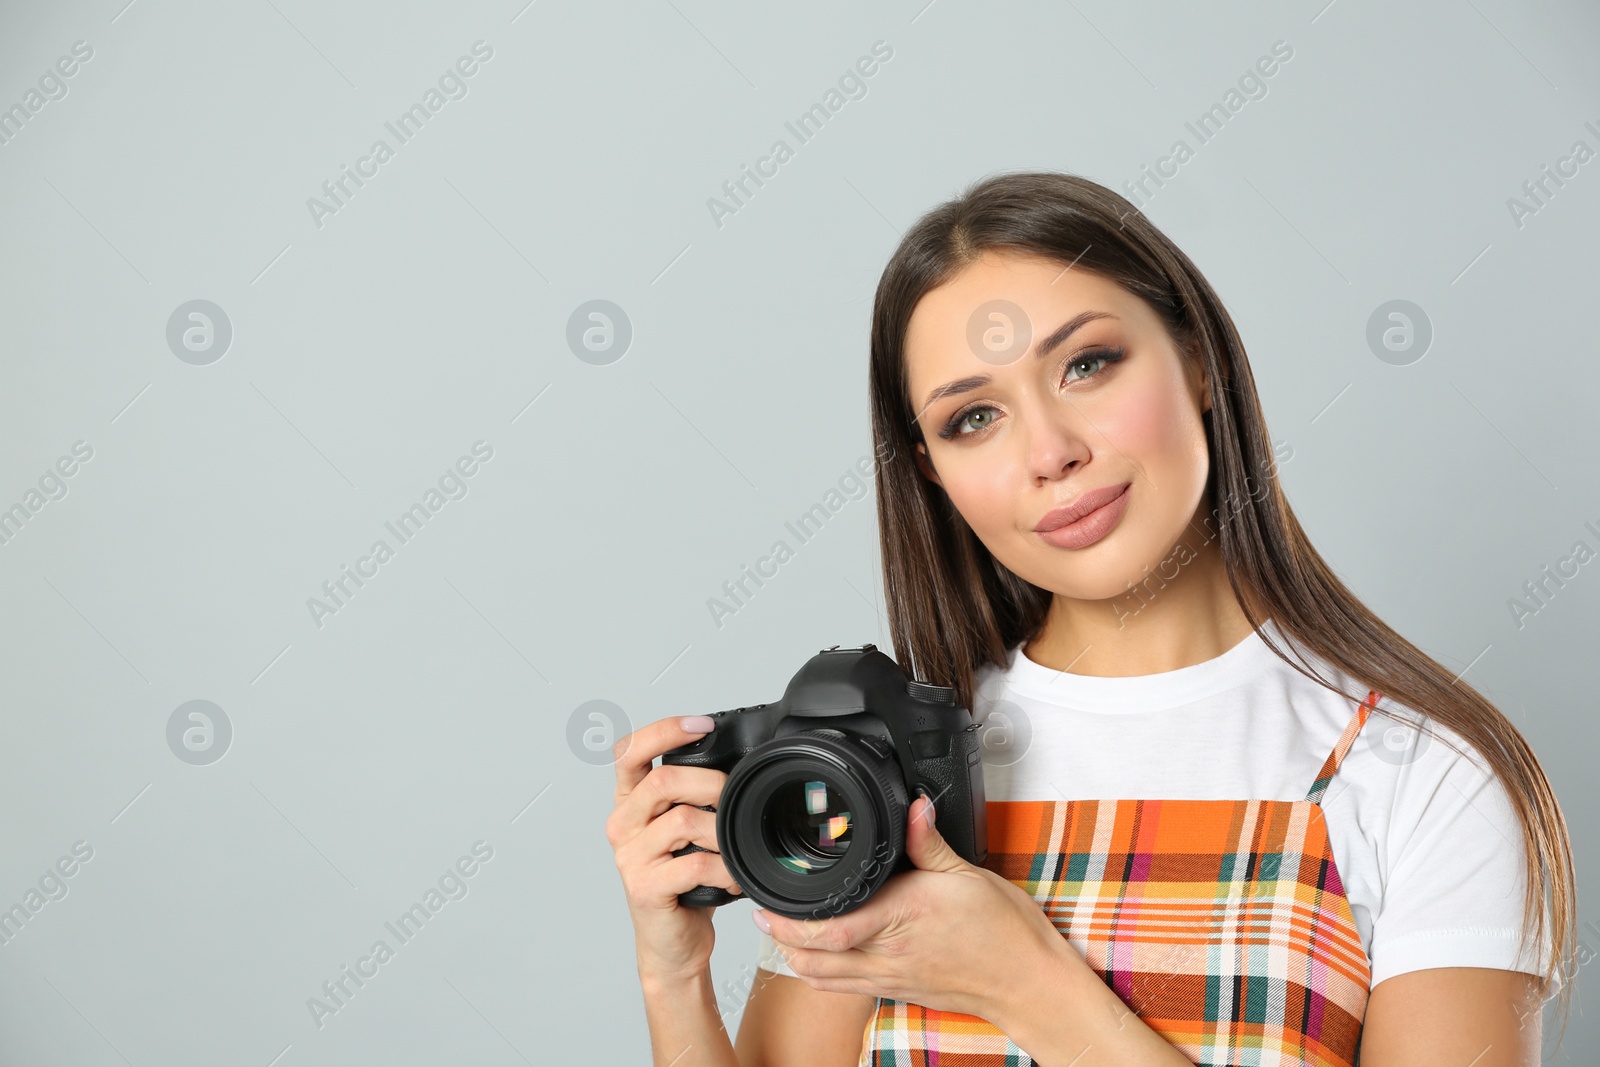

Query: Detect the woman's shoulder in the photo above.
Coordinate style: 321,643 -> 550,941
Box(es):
1259,628 -> 1505,791
1326,696 -> 1549,987
1332,686 -> 1522,852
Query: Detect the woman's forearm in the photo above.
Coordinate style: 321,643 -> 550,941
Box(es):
990,937 -> 1194,1067
639,963 -> 741,1067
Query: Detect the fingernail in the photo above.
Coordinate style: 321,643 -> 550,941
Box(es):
680,715 -> 715,734
751,908 -> 771,933
921,796 -> 936,827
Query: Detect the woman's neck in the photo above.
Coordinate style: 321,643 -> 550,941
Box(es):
1022,532 -> 1259,678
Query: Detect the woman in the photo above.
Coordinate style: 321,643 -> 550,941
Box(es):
607,172 -> 1576,1066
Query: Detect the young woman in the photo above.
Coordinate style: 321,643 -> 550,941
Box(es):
607,172 -> 1576,1066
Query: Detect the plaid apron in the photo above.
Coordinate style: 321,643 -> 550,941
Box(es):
858,689 -> 1382,1066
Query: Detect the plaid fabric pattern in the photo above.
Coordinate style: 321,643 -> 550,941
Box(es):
859,690 -> 1383,1067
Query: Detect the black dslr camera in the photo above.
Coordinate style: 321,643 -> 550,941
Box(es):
659,643 -> 987,920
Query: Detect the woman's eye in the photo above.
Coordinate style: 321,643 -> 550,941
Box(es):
937,347 -> 1123,440
1063,346 -> 1126,383
948,407 -> 994,436
1068,356 -> 1107,382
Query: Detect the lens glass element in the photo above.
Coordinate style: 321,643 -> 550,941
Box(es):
764,776 -> 853,874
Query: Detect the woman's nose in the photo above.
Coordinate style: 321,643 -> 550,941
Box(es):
1026,414 -> 1093,483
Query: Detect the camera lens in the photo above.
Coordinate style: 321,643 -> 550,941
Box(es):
763,775 -> 853,875
717,729 -> 909,919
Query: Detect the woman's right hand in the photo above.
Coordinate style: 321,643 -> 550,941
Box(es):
606,714 -> 744,982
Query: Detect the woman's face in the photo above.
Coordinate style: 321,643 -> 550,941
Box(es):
906,251 -> 1212,602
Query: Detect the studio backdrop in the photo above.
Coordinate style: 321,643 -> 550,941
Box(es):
0,1 -> 1594,1064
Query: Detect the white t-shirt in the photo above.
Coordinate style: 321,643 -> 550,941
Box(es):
756,619 -> 1553,992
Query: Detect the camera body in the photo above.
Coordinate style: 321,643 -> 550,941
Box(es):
660,643 -> 987,920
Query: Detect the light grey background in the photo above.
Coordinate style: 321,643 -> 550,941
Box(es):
0,0 -> 1595,1063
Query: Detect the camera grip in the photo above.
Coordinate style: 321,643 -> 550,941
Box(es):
671,803 -> 736,908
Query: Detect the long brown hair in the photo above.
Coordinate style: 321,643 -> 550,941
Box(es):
868,170 -> 1576,1038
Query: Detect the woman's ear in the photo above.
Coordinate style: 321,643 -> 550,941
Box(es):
913,442 -> 943,488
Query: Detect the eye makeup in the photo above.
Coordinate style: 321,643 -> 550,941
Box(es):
935,345 -> 1127,441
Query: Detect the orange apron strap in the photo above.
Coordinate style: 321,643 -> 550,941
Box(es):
1306,689 -> 1383,803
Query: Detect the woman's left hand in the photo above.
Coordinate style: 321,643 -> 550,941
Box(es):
756,793 -> 1073,1022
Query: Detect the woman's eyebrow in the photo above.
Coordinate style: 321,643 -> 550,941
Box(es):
918,310 -> 1120,413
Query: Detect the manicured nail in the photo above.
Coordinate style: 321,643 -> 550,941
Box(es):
680,715 -> 715,734
752,908 -> 771,933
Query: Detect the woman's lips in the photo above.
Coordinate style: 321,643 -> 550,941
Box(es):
1035,483 -> 1131,550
